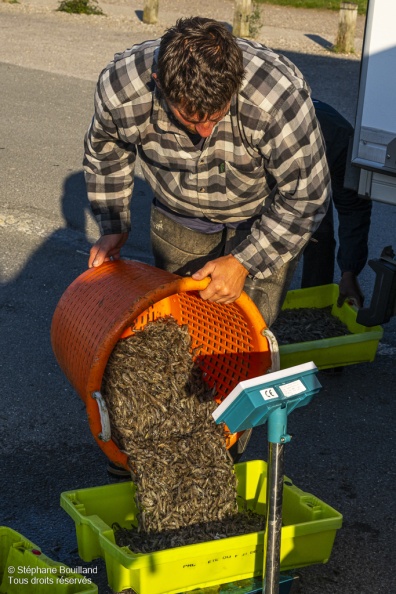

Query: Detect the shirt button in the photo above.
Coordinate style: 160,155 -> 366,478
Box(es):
199,187 -> 205,193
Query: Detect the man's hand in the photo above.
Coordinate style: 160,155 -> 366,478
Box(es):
88,232 -> 129,268
337,271 -> 364,308
192,254 -> 249,303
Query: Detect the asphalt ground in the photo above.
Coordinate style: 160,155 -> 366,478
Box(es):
1,5 -> 396,594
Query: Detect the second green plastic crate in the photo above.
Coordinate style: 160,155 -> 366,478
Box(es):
277,284 -> 383,370
0,526 -> 97,594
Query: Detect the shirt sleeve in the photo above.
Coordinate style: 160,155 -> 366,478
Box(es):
83,81 -> 137,235
231,88 -> 331,279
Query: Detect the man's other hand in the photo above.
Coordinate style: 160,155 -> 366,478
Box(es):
88,232 -> 129,268
192,254 -> 249,303
337,271 -> 364,308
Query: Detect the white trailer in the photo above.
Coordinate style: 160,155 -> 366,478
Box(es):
350,0 -> 396,325
352,0 -> 396,205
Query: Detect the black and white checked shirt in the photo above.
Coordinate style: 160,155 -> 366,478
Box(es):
84,38 -> 331,279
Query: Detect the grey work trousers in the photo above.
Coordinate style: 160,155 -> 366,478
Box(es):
150,204 -> 299,327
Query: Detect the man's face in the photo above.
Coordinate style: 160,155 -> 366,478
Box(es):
167,102 -> 231,138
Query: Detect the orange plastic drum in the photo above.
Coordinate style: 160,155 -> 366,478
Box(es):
51,260 -> 272,469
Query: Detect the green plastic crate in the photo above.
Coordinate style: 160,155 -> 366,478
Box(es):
277,284 -> 383,370
0,527 -> 98,594
60,460 -> 342,594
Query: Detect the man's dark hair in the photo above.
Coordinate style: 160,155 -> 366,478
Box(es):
157,17 -> 245,118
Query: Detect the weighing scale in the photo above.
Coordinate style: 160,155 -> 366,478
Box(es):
201,361 -> 323,594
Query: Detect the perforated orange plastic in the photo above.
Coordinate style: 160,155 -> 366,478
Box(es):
51,260 -> 272,468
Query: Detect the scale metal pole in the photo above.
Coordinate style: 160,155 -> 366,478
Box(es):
263,441 -> 285,593
263,406 -> 290,594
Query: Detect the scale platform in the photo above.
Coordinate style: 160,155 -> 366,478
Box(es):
182,574 -> 298,593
